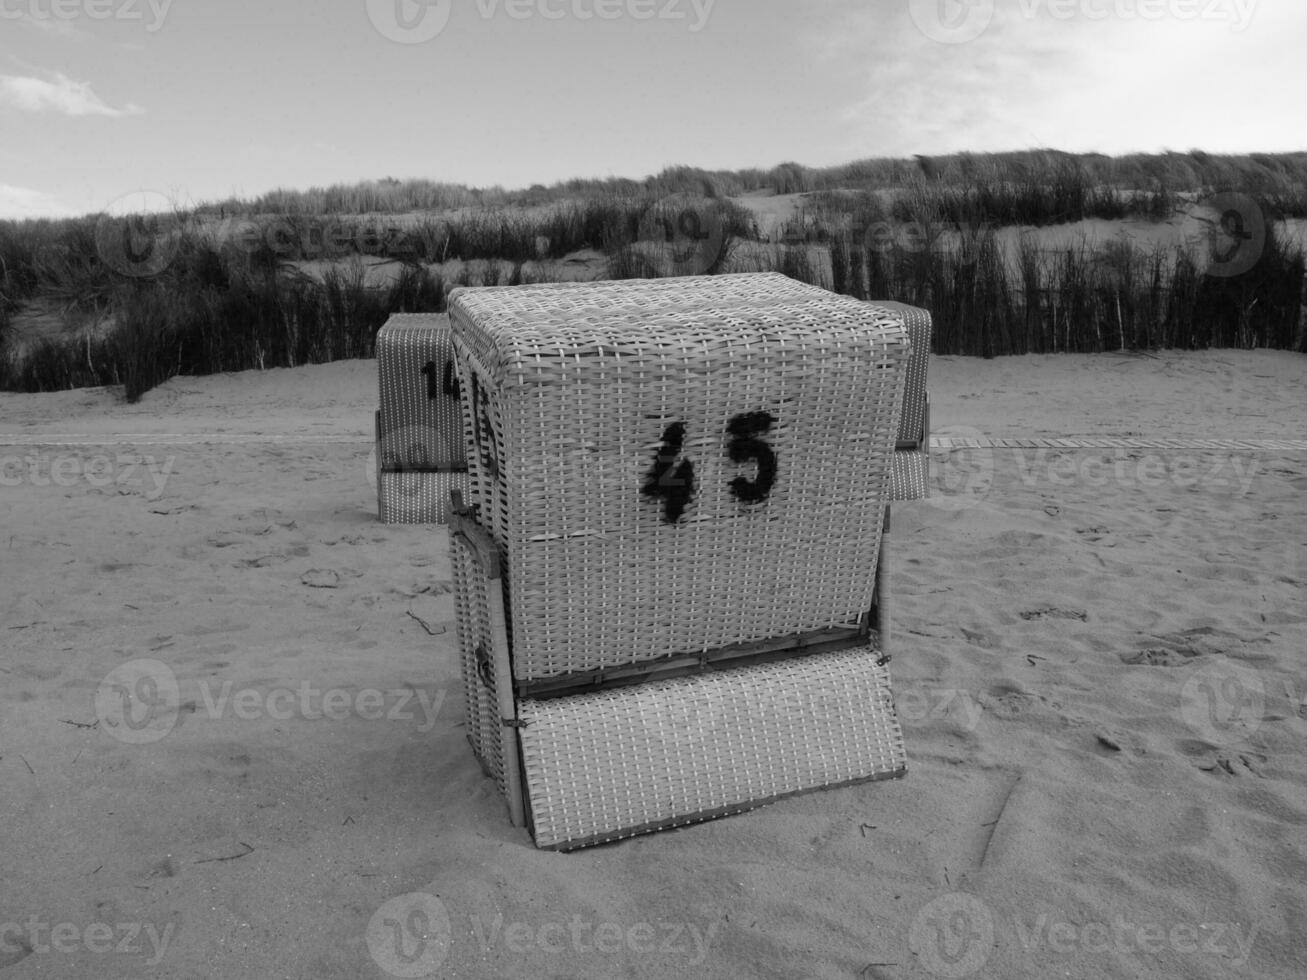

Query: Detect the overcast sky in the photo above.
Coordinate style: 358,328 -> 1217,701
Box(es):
0,0 -> 1301,219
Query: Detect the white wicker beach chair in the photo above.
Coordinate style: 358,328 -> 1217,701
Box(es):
447,273 -> 921,849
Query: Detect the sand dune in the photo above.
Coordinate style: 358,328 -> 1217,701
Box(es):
1,349 -> 1304,978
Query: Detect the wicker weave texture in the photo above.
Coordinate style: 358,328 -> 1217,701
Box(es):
518,646 -> 907,850
870,301 -> 931,502
448,270 -> 805,310
448,274 -> 910,681
377,470 -> 468,524
451,527 -> 507,794
868,302 -> 930,446
886,451 -> 929,502
377,314 -> 466,471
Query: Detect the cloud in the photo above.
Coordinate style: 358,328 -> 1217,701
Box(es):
0,73 -> 142,117
0,184 -> 77,220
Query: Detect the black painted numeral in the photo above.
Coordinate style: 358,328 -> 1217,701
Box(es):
469,373 -> 500,478
642,422 -> 696,524
642,413 -> 778,523
421,360 -> 461,400
420,361 -> 438,401
726,411 -> 778,503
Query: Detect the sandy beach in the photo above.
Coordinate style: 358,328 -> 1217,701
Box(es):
2,345 -> 1305,979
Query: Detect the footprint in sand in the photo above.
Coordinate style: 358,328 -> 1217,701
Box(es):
145,855 -> 179,879
323,534 -> 367,546
979,684 -> 1050,720
0,939 -> 34,969
1186,746 -> 1268,777
301,568 -> 363,589
1092,727 -> 1145,756
1019,607 -> 1088,622
961,627 -> 996,649
206,531 -> 245,548
1121,646 -> 1200,667
1119,625 -> 1267,666
240,554 -> 291,568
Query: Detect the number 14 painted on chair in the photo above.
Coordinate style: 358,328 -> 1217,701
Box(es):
642,412 -> 778,524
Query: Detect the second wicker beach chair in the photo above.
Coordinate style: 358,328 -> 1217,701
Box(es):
374,313 -> 469,524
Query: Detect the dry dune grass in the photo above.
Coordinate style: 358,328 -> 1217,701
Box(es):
2,151 -> 1304,401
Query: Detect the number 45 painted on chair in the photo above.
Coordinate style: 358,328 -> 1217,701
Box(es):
642,412 -> 778,524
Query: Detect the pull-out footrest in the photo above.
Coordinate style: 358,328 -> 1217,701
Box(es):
520,646 -> 905,850
452,501 -> 906,850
